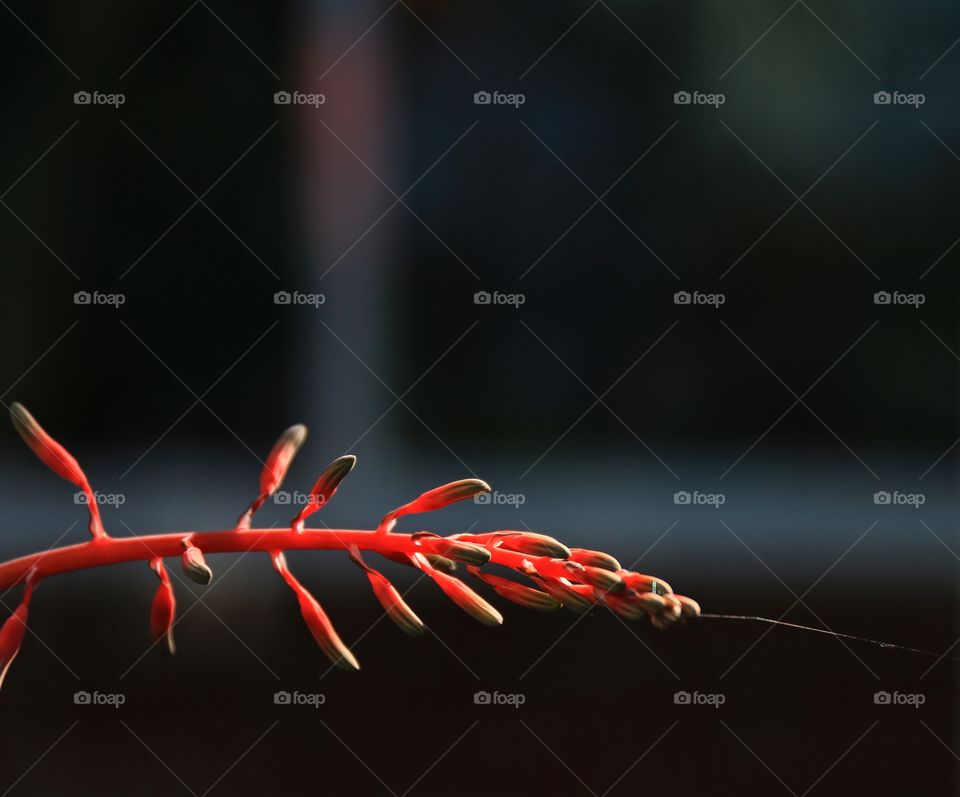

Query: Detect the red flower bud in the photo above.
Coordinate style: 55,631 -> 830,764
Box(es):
533,577 -> 594,614
0,604 -> 29,691
181,542 -> 213,586
604,591 -> 647,621
470,569 -> 560,611
272,552 -> 359,670
619,572 -> 673,597
378,479 -> 490,533
418,537 -> 491,566
290,455 -> 356,532
676,595 -> 701,620
10,403 -> 86,488
497,532 -> 571,560
569,548 -> 622,572
348,546 -> 425,637
149,559 -> 176,656
368,569 -> 425,637
413,554 -> 502,626
261,424 -> 308,496
10,403 -> 104,538
237,424 -> 308,528
562,562 -> 623,593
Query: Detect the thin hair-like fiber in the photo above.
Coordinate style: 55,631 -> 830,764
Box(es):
700,613 -> 960,664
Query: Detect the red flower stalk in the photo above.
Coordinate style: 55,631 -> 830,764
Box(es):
0,403 -> 700,692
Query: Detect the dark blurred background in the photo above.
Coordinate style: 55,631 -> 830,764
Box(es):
0,1 -> 957,794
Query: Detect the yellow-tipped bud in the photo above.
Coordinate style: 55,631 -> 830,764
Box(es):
181,544 -> 212,586
569,548 -> 622,572
498,532 -> 571,560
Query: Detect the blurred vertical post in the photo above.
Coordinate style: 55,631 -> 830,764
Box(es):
292,1 -> 400,451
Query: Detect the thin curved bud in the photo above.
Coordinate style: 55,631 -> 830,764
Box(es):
412,553 -> 502,626
149,558 -> 176,656
497,532 -> 571,560
0,605 -> 29,692
533,577 -> 593,614
290,455 -> 357,533
569,548 -> 621,572
237,424 -> 308,529
619,572 -> 673,597
180,539 -> 213,586
604,591 -> 648,621
662,594 -> 683,621
563,562 -> 623,593
424,555 -> 457,574
10,403 -> 105,539
348,547 -> 425,637
271,551 -> 359,671
469,568 -> 560,611
378,479 -> 491,534
632,592 -> 667,614
261,425 -> 308,496
649,594 -> 682,630
675,594 -> 701,621
417,537 -> 491,566
0,574 -> 38,692
10,403 -> 86,487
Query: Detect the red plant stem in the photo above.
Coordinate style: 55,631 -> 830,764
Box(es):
0,529 -> 546,591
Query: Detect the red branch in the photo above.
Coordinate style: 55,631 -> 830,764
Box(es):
0,403 -> 700,689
